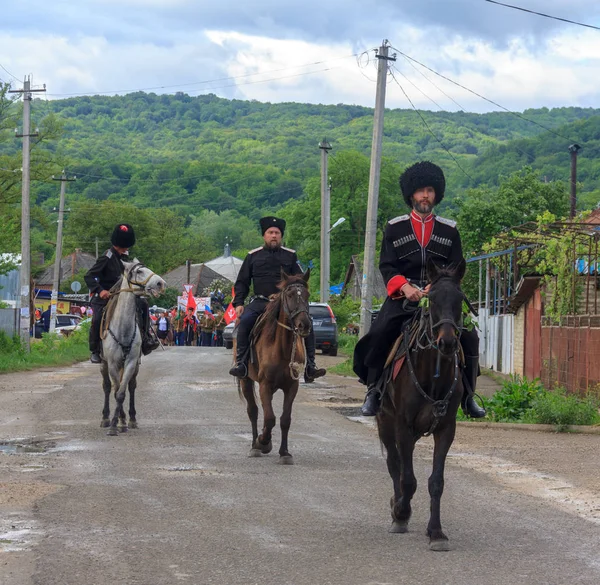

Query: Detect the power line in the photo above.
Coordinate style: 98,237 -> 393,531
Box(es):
388,67 -> 474,182
390,45 -> 579,144
0,62 -> 19,82
45,54 -> 358,97
484,0 -> 600,31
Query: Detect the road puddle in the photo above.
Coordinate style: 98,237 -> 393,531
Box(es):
0,440 -> 54,455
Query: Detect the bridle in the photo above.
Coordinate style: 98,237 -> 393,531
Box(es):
277,282 -> 310,333
276,281 -> 310,380
403,283 -> 463,436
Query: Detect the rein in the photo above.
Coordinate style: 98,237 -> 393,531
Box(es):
276,281 -> 310,381
403,307 -> 461,437
101,263 -> 156,358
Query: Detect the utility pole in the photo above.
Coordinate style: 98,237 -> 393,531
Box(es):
359,41 -> 395,337
95,237 -> 99,259
319,138 -> 332,303
10,77 -> 46,350
49,171 -> 76,333
569,144 -> 581,219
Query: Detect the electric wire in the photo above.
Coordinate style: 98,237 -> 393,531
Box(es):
389,45 -> 579,144
45,54 -> 358,97
388,67 -> 474,182
484,0 -> 600,31
0,62 -> 19,82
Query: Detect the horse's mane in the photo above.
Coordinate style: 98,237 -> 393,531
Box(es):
255,274 -> 308,343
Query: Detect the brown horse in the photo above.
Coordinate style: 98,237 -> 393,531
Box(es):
238,270 -> 312,465
377,259 -> 466,551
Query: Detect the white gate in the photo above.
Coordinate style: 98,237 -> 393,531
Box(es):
477,309 -> 514,374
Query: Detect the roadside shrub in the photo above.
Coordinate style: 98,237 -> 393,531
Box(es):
0,330 -> 22,354
524,389 -> 600,428
328,296 -> 361,330
487,375 -> 544,422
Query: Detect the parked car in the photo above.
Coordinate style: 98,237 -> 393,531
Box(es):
309,302 -> 338,356
223,322 -> 236,349
34,313 -> 83,338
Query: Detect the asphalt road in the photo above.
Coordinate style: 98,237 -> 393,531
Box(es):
0,348 -> 599,585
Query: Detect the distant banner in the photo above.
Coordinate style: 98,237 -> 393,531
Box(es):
177,295 -> 211,312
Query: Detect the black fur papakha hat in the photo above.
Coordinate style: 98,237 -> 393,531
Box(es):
111,223 -> 136,248
399,161 -> 446,207
259,216 -> 286,236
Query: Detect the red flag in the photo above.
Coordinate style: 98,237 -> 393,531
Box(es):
186,292 -> 197,313
224,302 -> 237,325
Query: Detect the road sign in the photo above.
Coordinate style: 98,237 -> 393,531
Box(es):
71,281 -> 82,292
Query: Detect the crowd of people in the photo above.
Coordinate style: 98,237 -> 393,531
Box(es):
152,307 -> 227,347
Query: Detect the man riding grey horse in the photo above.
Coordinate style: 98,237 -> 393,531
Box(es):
354,161 -> 486,419
84,223 -> 159,364
229,216 -> 326,383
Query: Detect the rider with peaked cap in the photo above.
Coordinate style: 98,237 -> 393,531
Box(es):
84,223 -> 160,364
229,216 -> 326,383
354,161 -> 486,418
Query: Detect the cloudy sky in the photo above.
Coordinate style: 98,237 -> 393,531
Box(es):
1,0 -> 599,113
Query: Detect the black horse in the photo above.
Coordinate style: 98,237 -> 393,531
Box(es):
377,258 -> 467,551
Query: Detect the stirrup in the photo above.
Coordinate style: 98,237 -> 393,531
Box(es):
229,362 -> 248,378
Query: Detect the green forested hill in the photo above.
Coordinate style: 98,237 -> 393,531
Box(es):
17,92 -> 600,214
0,88 -> 598,280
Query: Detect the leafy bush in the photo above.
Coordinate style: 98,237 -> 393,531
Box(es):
523,389 -> 600,429
328,296 -> 361,330
486,375 -> 544,422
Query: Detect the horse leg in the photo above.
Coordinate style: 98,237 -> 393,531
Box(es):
106,361 -> 123,436
128,370 -> 138,429
392,426 -> 417,531
241,379 -> 261,457
278,381 -> 298,464
427,423 -> 456,551
255,383 -> 275,454
100,362 -> 111,428
377,411 -> 404,533
108,360 -> 136,436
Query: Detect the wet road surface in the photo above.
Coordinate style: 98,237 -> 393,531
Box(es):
0,347 -> 599,585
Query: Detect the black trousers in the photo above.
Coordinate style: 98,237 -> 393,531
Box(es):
354,296 -> 479,384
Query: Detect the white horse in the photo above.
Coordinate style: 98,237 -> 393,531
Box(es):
100,259 -> 166,436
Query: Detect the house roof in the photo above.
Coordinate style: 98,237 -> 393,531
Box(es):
507,276 -> 542,314
36,250 -> 97,285
342,255 -> 388,299
161,254 -> 243,294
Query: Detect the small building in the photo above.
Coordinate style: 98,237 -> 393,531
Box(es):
341,255 -> 387,300
35,249 -> 97,291
162,245 -> 243,295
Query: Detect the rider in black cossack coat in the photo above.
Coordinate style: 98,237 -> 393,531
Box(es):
353,161 -> 486,418
228,216 -> 326,383
84,223 -> 159,364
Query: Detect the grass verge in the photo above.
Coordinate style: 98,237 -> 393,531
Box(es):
329,334 -> 359,377
0,323 -> 90,374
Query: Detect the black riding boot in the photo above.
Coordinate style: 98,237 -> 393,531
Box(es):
462,355 -> 486,418
229,322 -> 250,378
137,298 -> 160,356
304,330 -> 326,383
361,368 -> 382,416
89,298 -> 106,363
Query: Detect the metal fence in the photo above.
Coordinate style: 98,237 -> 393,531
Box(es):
478,309 -> 514,374
0,308 -> 18,338
541,315 -> 600,398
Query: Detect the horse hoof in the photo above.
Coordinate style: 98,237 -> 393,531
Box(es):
129,421 -> 138,429
260,441 -> 272,454
248,449 -> 262,458
118,426 -> 128,433
100,419 -> 110,428
389,521 -> 408,534
107,428 -> 119,437
429,539 -> 450,552
278,455 -> 294,465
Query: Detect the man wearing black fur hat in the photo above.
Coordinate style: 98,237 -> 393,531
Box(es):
228,216 -> 326,383
354,161 -> 485,418
84,223 -> 159,364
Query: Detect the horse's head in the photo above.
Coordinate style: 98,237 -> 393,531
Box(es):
123,259 -> 166,298
426,258 -> 466,356
279,268 -> 312,337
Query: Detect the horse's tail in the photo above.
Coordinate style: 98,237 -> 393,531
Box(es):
237,377 -> 256,403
